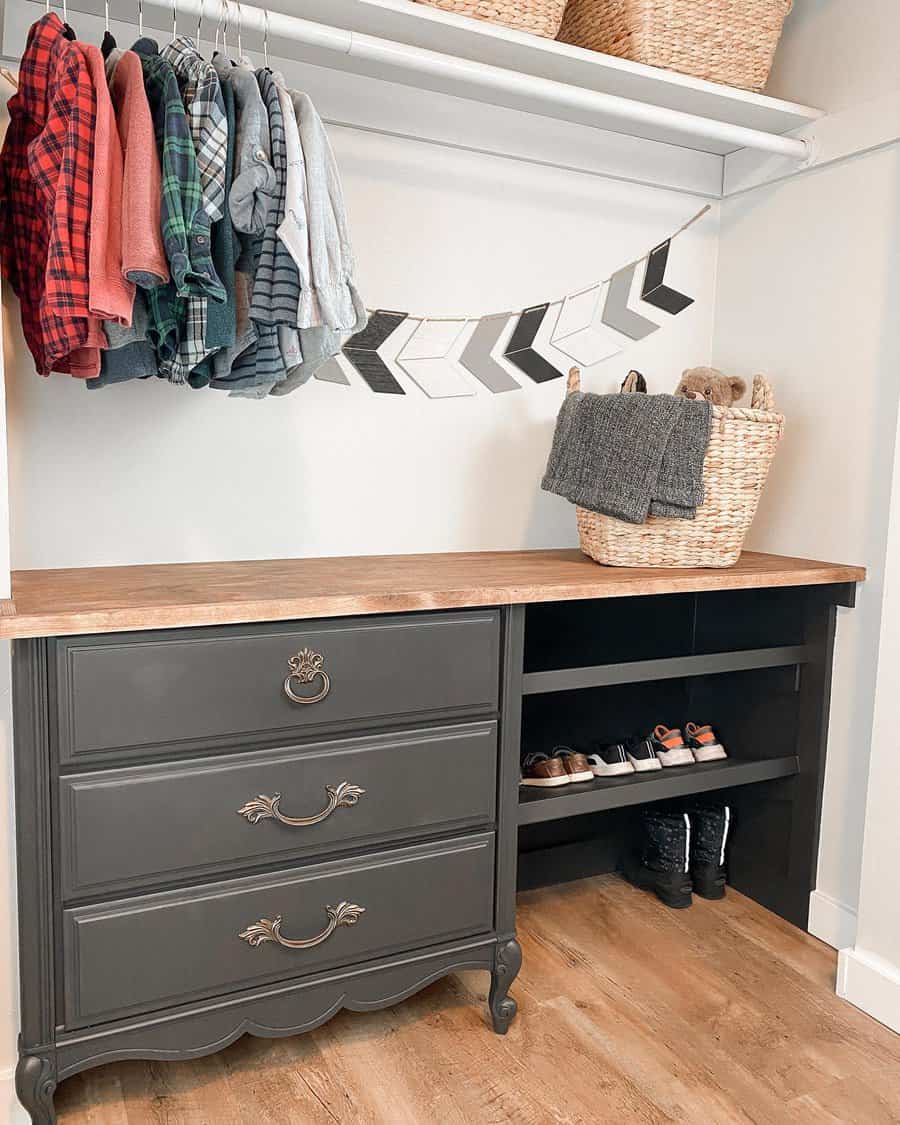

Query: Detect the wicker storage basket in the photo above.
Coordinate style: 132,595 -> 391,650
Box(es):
558,0 -> 793,92
568,367 -> 784,568
414,0 -> 568,39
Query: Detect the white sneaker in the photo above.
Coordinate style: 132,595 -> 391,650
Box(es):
625,737 -> 663,772
588,744 -> 636,777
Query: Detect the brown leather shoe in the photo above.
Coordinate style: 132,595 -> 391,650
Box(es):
520,752 -> 570,787
555,747 -> 594,783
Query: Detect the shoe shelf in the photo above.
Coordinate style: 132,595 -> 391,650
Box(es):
521,645 -> 810,696
517,755 -> 799,826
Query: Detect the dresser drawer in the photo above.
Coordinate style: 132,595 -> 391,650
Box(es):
59,722 -> 498,898
54,611 -> 500,764
62,833 -> 495,1027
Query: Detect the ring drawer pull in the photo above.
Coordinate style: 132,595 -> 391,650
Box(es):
283,647 -> 331,705
239,901 -> 365,950
237,781 -> 366,827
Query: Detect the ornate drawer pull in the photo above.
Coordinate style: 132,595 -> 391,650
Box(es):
239,901 -> 365,950
283,647 -> 331,705
237,781 -> 365,827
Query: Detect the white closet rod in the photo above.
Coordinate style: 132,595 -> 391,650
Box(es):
48,0 -> 809,162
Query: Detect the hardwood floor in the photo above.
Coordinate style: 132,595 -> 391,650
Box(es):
56,876 -> 900,1124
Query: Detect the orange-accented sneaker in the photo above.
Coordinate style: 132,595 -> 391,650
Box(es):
685,723 -> 728,762
650,725 -> 696,767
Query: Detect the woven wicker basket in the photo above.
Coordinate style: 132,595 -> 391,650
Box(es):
414,0 -> 568,39
558,0 -> 793,92
568,367 -> 784,568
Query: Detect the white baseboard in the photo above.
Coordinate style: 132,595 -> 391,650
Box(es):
808,890 -> 858,950
0,1063 -> 29,1124
837,946 -> 900,1034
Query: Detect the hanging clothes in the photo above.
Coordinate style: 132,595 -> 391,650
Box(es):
292,90 -> 365,334
160,36 -> 228,222
76,42 -> 135,327
131,37 -> 224,300
161,35 -> 229,379
2,12 -> 366,395
106,49 -> 169,287
218,67 -> 296,395
0,12 -> 102,377
190,61 -> 239,389
131,36 -> 224,382
251,70 -> 301,327
89,297 -> 158,388
208,57 -> 273,387
276,81 -> 318,328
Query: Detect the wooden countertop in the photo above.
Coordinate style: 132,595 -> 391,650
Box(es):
0,550 -> 865,640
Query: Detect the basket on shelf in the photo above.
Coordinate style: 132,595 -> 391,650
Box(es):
414,0 -> 568,39
567,367 -> 784,569
557,0 -> 793,92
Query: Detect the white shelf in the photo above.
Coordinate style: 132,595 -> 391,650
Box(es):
18,0 -> 826,195
271,0 -> 823,155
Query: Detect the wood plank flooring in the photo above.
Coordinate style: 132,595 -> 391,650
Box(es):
55,876 -> 900,1124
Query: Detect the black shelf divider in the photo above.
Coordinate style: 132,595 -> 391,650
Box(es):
517,756 -> 799,825
521,645 -> 810,696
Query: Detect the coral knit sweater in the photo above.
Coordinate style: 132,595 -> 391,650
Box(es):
107,49 -> 169,289
77,43 -> 135,326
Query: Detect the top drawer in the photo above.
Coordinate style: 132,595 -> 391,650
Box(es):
54,611 -> 500,764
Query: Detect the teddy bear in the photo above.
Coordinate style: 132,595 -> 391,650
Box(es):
675,366 -> 747,407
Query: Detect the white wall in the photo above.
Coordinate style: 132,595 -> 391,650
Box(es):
836,397 -> 900,1033
714,147 -> 900,944
766,0 -> 900,114
715,0 -> 900,949
4,131 -> 717,569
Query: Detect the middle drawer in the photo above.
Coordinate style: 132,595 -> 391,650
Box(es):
59,722 -> 497,899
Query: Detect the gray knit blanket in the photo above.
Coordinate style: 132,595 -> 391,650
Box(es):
541,391 -> 712,524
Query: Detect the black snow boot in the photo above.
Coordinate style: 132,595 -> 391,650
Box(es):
623,807 -> 693,909
686,801 -> 731,900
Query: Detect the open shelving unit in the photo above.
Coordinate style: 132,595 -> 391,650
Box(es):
513,581 -> 850,927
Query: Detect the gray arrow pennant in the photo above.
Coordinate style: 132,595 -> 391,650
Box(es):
459,315 -> 521,393
602,264 -> 659,341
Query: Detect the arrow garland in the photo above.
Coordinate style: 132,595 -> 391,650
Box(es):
335,204 -> 709,396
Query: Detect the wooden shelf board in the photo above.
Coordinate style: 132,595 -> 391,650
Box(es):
518,755 -> 800,825
276,0 -> 823,154
0,551 -> 864,639
522,645 -> 810,695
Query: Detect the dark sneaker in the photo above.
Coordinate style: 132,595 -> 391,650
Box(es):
520,752 -> 569,787
624,735 -> 662,773
554,746 -> 594,783
624,808 -> 693,909
687,801 -> 731,899
685,722 -> 728,762
651,724 -> 696,767
587,743 -> 635,777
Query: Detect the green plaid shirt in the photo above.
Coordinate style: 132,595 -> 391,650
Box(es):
132,39 -> 225,381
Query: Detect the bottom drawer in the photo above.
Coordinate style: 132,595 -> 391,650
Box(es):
63,833 -> 495,1027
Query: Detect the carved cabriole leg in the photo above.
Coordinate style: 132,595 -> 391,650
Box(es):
488,937 -> 522,1034
15,1051 -> 57,1125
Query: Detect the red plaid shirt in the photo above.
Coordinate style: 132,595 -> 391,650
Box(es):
0,13 -> 101,376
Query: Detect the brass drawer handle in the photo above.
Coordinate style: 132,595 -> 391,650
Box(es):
237,781 -> 365,827
283,647 -> 330,705
239,901 -> 365,950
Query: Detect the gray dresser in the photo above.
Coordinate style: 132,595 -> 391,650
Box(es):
5,550 -> 863,1123
13,608 -> 523,1124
